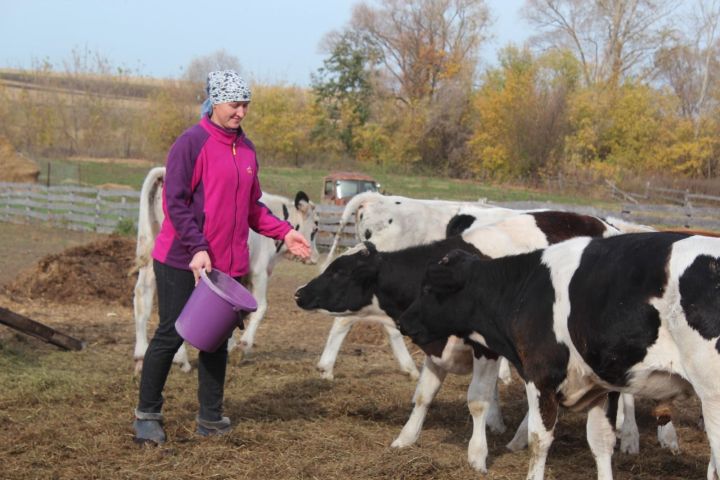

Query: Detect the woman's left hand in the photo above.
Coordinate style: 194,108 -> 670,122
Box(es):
283,230 -> 311,259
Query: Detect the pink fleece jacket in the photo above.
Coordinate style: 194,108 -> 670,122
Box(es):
152,116 -> 292,276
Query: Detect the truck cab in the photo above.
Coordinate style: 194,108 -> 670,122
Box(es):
322,171 -> 380,205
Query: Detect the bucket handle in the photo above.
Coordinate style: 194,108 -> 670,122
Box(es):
199,269 -> 257,313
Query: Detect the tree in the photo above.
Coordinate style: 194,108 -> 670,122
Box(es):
654,0 -> 720,137
311,30 -> 378,155
469,47 -> 579,179
325,0 -> 492,170
563,81 -> 676,176
184,50 -> 243,99
143,87 -> 197,160
524,0 -> 676,86
351,0 -> 491,104
244,85 -> 320,166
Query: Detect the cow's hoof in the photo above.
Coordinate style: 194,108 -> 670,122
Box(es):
619,436 -> 639,455
659,438 -> 680,455
468,458 -> 487,473
406,368 -> 420,380
229,349 -> 247,366
391,437 -> 414,449
658,424 -> 680,455
134,359 -> 143,376
178,362 -> 192,373
317,366 -> 334,381
240,340 -> 254,354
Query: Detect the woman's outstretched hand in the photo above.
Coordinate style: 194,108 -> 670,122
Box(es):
283,230 -> 311,259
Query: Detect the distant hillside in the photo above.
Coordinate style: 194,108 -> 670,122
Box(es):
0,68 -> 184,101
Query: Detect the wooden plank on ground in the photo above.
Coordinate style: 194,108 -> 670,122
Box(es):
0,307 -> 84,351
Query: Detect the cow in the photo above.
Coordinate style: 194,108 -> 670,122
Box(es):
132,166 -> 319,373
296,210 -> 629,472
318,191 -> 528,380
398,232 -> 720,480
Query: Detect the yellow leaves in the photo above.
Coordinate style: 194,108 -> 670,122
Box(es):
656,124 -> 720,177
144,87 -> 196,158
353,122 -> 392,167
467,47 -> 574,179
245,85 -> 317,166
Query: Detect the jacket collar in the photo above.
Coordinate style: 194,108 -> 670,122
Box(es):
200,115 -> 244,145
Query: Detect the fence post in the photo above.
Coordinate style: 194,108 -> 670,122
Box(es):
683,189 -> 692,229
120,194 -> 127,222
25,186 -> 31,218
45,184 -> 51,225
95,188 -> 102,232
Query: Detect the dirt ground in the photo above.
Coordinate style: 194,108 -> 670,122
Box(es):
0,221 -> 711,479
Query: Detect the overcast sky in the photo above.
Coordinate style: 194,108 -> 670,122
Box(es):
1,0 -> 530,85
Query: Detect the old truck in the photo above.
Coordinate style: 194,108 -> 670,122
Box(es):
321,171 -> 380,205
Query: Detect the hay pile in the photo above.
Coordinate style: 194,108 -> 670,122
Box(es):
6,236 -> 136,306
0,137 -> 39,183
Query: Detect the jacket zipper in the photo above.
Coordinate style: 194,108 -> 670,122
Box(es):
230,140 -> 240,272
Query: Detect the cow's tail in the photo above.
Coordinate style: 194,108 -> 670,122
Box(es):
322,192 -> 378,271
604,216 -> 657,233
131,166 -> 166,275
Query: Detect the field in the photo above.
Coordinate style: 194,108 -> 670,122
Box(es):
31,155 -> 612,209
0,222 -> 711,479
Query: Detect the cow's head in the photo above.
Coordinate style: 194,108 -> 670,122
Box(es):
398,249 -> 479,348
294,242 -> 381,315
284,191 -> 320,264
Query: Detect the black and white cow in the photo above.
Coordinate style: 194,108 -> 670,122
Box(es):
296,210 -> 627,472
398,232 -> 720,480
318,191 -> 526,380
133,167 -> 319,373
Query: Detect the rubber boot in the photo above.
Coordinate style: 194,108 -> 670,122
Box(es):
133,409 -> 166,445
196,415 -> 232,437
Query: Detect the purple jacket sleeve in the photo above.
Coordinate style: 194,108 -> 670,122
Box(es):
248,169 -> 293,241
164,134 -> 209,256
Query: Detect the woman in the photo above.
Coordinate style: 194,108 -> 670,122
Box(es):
133,70 -> 310,444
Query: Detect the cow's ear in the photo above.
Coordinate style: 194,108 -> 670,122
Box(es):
446,214 -> 476,237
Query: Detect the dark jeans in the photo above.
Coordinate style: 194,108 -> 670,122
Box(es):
136,260 -> 229,421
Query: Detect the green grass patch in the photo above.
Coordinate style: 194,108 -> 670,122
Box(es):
34,157 -> 612,207
36,157 -> 159,190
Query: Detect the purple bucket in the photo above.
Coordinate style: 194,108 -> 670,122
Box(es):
175,269 -> 257,352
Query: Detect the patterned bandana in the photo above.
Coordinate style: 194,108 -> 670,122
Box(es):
206,70 -> 252,105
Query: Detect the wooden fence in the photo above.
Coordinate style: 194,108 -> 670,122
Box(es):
1,181 -> 717,246
0,182 -> 139,234
315,204 -> 356,250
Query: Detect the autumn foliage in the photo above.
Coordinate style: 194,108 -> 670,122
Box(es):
0,0 -> 718,184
